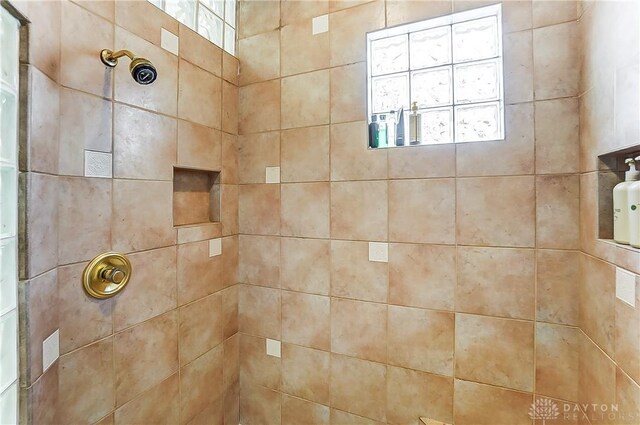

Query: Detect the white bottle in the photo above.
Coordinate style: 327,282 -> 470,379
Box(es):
613,158 -> 640,244
628,156 -> 640,248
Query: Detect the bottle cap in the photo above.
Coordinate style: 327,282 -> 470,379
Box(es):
625,158 -> 640,181
371,115 -> 377,122
411,102 -> 418,112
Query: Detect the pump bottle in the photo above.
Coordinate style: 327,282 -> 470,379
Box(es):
628,156 -> 640,248
613,158 -> 640,244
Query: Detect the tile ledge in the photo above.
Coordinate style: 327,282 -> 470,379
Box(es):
420,418 -> 451,425
599,239 -> 640,254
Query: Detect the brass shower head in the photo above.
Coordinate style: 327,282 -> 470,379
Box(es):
100,49 -> 158,85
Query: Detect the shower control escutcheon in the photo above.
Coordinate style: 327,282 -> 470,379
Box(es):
82,252 -> 132,299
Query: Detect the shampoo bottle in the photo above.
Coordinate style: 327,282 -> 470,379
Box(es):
369,115 -> 379,148
409,102 -> 421,145
613,158 -> 640,244
628,156 -> 640,248
395,107 -> 405,146
378,114 -> 388,147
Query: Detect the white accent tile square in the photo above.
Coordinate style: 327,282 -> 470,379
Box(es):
42,329 -> 59,373
265,166 -> 280,184
368,242 -> 388,263
266,338 -> 281,358
312,14 -> 329,35
161,28 -> 179,55
84,150 -> 112,178
616,267 -> 637,307
209,238 -> 222,257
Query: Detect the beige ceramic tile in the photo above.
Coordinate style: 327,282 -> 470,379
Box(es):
221,285 -> 239,339
456,103 -> 534,177
282,343 -> 330,405
222,51 -> 239,85
453,379 -> 533,425
58,339 -> 114,424
113,104 -> 177,180
282,291 -> 330,350
114,312 -> 178,406
578,333 -> 616,410
456,176 -> 535,247
281,126 -> 330,182
330,62 -> 366,123
60,1 -> 113,97
221,235 -> 239,288
386,0 -> 452,26
329,1 -> 385,66
239,382 -> 281,425
223,333 -> 239,391
503,30 -> 533,104
222,81 -> 238,135
57,177 -> 111,265
177,120 -> 222,171
330,181 -> 387,241
330,409 -> 384,425
580,254 -> 615,357
536,323 -> 579,402
389,243 -> 455,311
239,334 -> 281,390
330,354 -> 386,422
281,395 -> 330,425
112,179 -> 176,252
22,269 -> 58,385
179,24 -> 222,76
180,345 -> 224,424
59,88 -> 111,176
237,131 -> 280,184
221,133 -> 238,184
536,250 -> 580,326
238,30 -> 280,85
455,314 -> 534,392
57,263 -> 112,354
238,235 -> 280,288
535,98 -> 580,175
281,182 -> 330,238
27,66 -> 59,175
238,184 -> 281,235
179,293 -> 224,366
457,247 -> 535,320
112,246 -> 177,331
387,366 -> 453,425
389,179 -> 455,244
20,1 -> 60,82
533,21 -> 580,100
27,362 -> 59,425
331,298 -> 387,363
237,0 -> 280,39
114,374 -> 179,425
281,0 -> 329,25
221,185 -> 239,236
615,275 -> 640,384
22,173 -> 58,279
533,0 -> 577,28
615,367 -> 640,425
536,175 -> 580,249
114,0 -> 178,46
178,60 -> 222,128
281,19 -> 330,76
330,121 -> 387,181
239,284 -> 281,339
388,306 -> 454,376
239,80 -> 281,134
388,144 -> 455,179
176,240 -> 223,305
280,237 -> 331,295
281,70 -> 330,129
114,28 -> 178,116
330,240 -> 388,303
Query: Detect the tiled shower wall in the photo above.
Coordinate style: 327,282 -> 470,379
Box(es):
578,1 -> 640,424
236,1 -> 587,424
14,1 -> 240,424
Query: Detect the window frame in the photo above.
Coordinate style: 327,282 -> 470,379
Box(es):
365,3 -> 505,147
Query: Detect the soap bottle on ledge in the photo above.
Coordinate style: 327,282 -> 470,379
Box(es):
628,155 -> 640,248
613,157 -> 639,244
409,102 -> 421,145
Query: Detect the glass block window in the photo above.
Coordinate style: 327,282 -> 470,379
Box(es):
148,0 -> 236,55
366,4 -> 504,147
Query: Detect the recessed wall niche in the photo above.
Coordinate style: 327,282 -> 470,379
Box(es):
597,146 -> 640,250
173,167 -> 220,227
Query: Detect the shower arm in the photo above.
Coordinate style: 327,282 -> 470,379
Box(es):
100,49 -> 136,67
